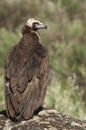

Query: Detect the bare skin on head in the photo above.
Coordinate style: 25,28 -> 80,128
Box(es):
4,18 -> 49,122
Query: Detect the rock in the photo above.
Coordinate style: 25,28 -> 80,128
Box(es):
0,107 -> 86,130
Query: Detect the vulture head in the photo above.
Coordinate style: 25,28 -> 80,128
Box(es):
22,18 -> 47,35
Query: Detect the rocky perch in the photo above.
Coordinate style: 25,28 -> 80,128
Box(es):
0,107 -> 86,130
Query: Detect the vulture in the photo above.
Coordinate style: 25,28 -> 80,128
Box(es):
4,18 -> 49,121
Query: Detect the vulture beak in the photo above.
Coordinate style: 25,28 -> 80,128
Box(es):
33,23 -> 47,31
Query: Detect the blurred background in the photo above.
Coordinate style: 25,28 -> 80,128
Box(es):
0,0 -> 86,120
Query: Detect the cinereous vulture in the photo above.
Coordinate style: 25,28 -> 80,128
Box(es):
4,18 -> 49,121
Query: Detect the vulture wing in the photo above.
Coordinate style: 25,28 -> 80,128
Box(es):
4,41 -> 49,121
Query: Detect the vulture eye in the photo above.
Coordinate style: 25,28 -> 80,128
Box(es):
33,22 -> 39,31
33,22 -> 39,26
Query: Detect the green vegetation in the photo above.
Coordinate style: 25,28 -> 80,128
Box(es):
0,0 -> 86,120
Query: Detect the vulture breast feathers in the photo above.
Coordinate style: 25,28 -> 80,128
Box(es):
4,18 -> 49,121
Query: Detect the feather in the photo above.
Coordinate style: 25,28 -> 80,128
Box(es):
4,18 -> 49,121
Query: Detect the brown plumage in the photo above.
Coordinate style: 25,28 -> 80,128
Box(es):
4,18 -> 49,121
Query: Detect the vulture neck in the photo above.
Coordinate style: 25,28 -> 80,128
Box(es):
22,30 -> 40,47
